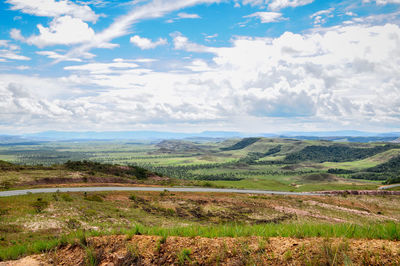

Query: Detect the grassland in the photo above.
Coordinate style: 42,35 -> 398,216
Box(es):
1,137 -> 400,263
1,191 -> 400,261
2,137 -> 398,192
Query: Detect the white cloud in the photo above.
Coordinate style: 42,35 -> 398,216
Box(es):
26,16 -> 96,48
64,61 -> 140,74
244,12 -> 284,23
15,65 -> 30,70
36,50 -> 93,61
268,0 -> 314,10
177,12 -> 201,19
236,0 -> 314,10
2,4 -> 400,132
185,59 -> 211,72
166,12 -> 201,22
133,58 -> 158,63
53,23 -> 400,131
0,40 -> 9,47
345,12 -> 357,17
310,8 -> 334,25
0,41 -> 30,61
171,32 -> 217,53
239,0 -> 266,6
10,29 -> 25,42
0,49 -> 30,61
363,0 -> 400,4
6,0 -> 99,22
64,0 -> 221,60
130,35 -> 167,49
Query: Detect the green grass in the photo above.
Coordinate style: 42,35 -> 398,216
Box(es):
1,222 -> 399,261
321,149 -> 400,171
0,189 -> 399,261
210,178 -> 292,191
0,139 -> 397,192
145,222 -> 399,239
295,182 -> 379,192
206,178 -> 379,191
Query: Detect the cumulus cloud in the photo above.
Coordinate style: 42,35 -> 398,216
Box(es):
51,23 -> 400,131
25,16 -> 96,48
10,29 -> 25,42
244,12 -> 284,23
6,0 -> 99,22
130,35 -> 167,49
2,19 -> 400,132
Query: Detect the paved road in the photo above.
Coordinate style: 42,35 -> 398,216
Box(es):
0,186 -> 323,197
378,183 -> 400,190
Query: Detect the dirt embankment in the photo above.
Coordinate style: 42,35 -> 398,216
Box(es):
320,190 -> 400,195
2,235 -> 400,265
19,174 -> 167,187
22,177 -> 137,186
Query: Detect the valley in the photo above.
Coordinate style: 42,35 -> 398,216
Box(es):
0,137 -> 400,264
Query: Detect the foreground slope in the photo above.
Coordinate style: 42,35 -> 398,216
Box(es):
3,235 -> 400,265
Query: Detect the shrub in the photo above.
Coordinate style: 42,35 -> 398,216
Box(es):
128,194 -> 137,201
61,194 -> 73,202
0,180 -> 12,190
31,198 -> 49,213
177,248 -> 192,265
66,218 -> 81,229
84,194 -> 103,202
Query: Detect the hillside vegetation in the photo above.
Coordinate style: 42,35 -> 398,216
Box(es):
284,144 -> 395,163
0,137 -> 399,191
220,137 -> 261,151
0,160 -> 169,190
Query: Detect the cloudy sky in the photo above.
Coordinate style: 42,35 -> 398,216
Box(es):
1,0 -> 400,134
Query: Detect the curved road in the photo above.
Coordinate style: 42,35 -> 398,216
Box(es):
0,186 -> 322,197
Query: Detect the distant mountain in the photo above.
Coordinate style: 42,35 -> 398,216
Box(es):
284,136 -> 399,143
280,130 -> 400,137
22,130 -> 244,141
0,135 -> 46,145
0,130 -> 397,142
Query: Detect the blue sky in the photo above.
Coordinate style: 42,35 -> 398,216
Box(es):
0,0 -> 400,134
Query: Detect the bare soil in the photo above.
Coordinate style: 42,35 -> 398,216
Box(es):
3,235 -> 400,265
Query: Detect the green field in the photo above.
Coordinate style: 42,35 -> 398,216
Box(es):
1,137 -> 400,191
1,137 -> 400,262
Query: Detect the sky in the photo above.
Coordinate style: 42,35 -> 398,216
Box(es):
0,0 -> 400,134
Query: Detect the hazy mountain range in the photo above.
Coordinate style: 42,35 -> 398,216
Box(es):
0,130 -> 399,143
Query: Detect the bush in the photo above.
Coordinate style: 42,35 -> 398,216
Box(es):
84,194 -> 103,202
0,180 -> 12,190
66,218 -> 81,229
31,198 -> 49,213
61,194 -> 73,202
129,194 -> 137,201
177,248 -> 192,265
64,160 -> 150,180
